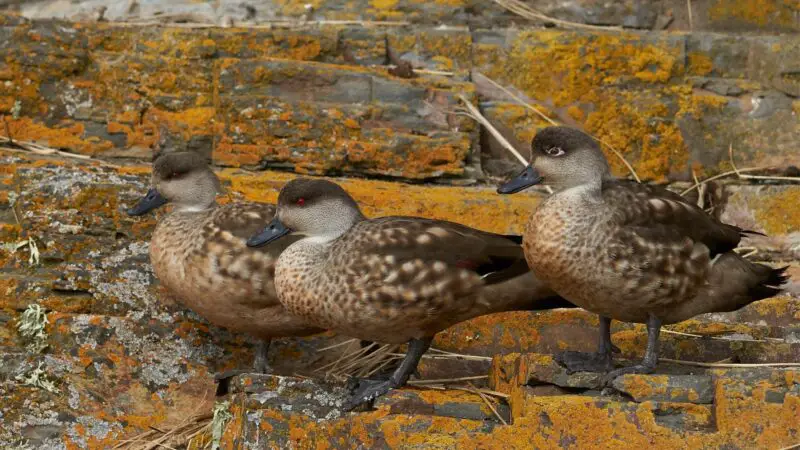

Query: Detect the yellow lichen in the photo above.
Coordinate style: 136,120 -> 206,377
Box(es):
479,31 -> 708,180
752,188 -> 800,235
370,0 -> 398,9
709,0 -> 799,27
688,52 -> 714,76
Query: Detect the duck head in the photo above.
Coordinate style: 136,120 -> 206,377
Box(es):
127,151 -> 222,216
497,126 -> 611,194
247,178 -> 364,248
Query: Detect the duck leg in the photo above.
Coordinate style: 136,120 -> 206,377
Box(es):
343,337 -> 432,411
602,314 -> 661,385
357,340 -> 414,381
555,316 -> 616,373
214,339 -> 272,395
252,340 -> 272,373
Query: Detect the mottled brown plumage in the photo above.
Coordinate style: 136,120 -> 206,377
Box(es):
128,152 -> 322,373
523,178 -> 761,325
149,204 -> 319,339
247,178 -> 573,408
498,126 -> 787,381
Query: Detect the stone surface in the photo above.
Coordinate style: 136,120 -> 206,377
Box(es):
0,153 -> 796,447
0,17 -> 798,182
215,362 -> 800,448
490,352 -> 604,391
0,2 -> 798,447
5,0 -> 800,33
476,29 -> 800,181
373,389 -> 511,423
611,374 -> 715,404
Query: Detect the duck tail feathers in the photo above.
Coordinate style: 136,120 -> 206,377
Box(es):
714,254 -> 788,309
739,228 -> 767,238
747,264 -> 789,301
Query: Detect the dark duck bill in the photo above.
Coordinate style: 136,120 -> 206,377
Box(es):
127,188 -> 168,216
247,217 -> 292,247
497,165 -> 543,195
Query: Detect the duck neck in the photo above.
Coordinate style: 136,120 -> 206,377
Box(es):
306,204 -> 366,243
173,198 -> 217,213
553,179 -> 603,202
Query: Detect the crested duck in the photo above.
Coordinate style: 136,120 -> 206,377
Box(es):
497,126 -> 787,383
127,152 -> 323,376
246,177 -> 574,408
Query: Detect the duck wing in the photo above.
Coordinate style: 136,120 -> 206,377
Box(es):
327,217 -> 529,313
198,203 -> 297,288
209,202 -> 277,240
358,216 -> 529,284
603,180 -> 744,256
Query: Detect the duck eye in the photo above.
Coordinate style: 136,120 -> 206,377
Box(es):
296,197 -> 305,206
545,146 -> 565,157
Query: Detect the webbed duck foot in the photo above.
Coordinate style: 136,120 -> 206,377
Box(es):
343,378 -> 397,411
555,350 -> 614,374
601,363 -> 656,386
343,337 -> 433,412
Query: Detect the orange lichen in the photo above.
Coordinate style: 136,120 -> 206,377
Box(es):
688,52 -> 714,76
106,122 -> 132,135
752,188 -> 800,235
5,118 -> 107,155
0,279 -> 18,308
274,0 -> 324,16
566,105 -> 584,122
371,0 -> 399,9
667,319 -> 768,339
477,31 -> 754,180
709,0 -> 799,27
750,296 -> 796,318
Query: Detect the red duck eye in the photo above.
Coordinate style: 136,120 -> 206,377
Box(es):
296,198 -> 305,206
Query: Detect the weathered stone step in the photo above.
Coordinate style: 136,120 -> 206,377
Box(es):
491,351 -> 800,395
214,365 -> 800,448
0,153 -> 797,447
220,373 -> 507,448
508,383 -> 798,448
3,18 -> 799,180
9,0 -> 800,33
434,298 -> 800,364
